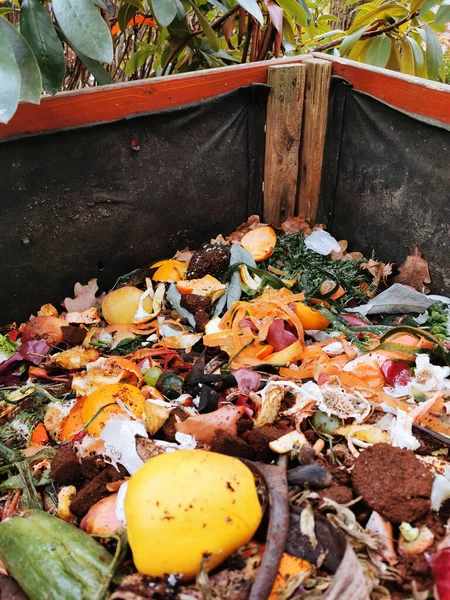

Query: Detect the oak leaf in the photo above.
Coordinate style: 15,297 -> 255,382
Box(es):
63,279 -> 105,312
390,248 -> 431,294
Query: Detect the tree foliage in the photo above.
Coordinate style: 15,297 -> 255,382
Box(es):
0,0 -> 448,123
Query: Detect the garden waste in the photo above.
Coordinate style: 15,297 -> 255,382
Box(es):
2,215 -> 450,600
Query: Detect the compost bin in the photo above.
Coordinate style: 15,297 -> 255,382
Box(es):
1,54 -> 450,600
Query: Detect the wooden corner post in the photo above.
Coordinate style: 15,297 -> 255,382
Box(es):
296,58 -> 332,222
263,63 -> 306,226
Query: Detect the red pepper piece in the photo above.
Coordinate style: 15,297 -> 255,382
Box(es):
381,359 -> 411,386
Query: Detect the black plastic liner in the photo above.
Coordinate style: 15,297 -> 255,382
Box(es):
0,84 -> 269,322
319,77 -> 450,295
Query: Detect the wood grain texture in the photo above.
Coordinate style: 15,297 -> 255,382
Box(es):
297,58 -> 332,222
313,53 -> 450,125
263,63 -> 306,226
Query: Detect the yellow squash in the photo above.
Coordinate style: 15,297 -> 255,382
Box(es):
125,450 -> 262,580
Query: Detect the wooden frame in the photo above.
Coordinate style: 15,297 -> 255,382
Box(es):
0,56 -> 307,142
314,53 -> 450,126
2,54 -> 449,143
1,54 -> 449,225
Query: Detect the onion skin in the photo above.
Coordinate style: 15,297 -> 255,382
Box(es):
21,316 -> 66,346
79,494 -> 123,536
430,547 -> 450,600
267,320 -> 297,352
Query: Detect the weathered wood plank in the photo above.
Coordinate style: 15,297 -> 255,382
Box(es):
263,63 -> 306,226
297,58 -> 332,222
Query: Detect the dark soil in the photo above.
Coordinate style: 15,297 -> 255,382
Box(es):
210,430 -> 255,460
180,294 -> 211,314
246,424 -> 289,462
352,443 -> 433,524
70,465 -> 125,518
187,244 -> 230,280
50,445 -> 82,485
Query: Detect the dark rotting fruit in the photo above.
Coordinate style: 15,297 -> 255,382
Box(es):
156,372 -> 184,400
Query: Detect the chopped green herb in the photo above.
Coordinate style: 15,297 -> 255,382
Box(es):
264,231 -> 373,303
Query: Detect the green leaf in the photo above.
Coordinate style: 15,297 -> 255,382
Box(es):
408,35 -> 424,68
235,0 -> 264,25
410,0 -> 426,12
208,0 -> 228,10
187,0 -> 220,50
419,0 -> 438,15
58,26 -> 114,84
435,0 -> 450,25
339,24 -> 370,56
53,0 -> 113,63
122,0 -> 144,8
298,0 -> 313,24
125,48 -> 152,74
318,14 -> 340,21
118,3 -> 138,31
348,37 -> 371,60
151,0 -> 177,26
365,33 -> 391,67
214,48 -> 241,61
20,0 -> 65,95
400,37 -> 415,74
174,0 -> 186,18
343,0 -> 366,7
424,23 -> 443,79
277,0 -> 308,25
79,53 -> 114,83
0,18 -> 41,104
351,3 -> 407,29
310,28 -> 345,41
0,8 -> 14,15
0,23 -> 20,124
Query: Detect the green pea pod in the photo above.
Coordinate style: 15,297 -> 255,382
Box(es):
0,510 -> 114,600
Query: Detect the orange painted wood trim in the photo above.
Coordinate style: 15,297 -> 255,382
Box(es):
313,53 -> 450,125
0,56 -> 307,142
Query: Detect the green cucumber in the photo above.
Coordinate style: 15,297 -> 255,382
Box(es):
0,510 -> 114,600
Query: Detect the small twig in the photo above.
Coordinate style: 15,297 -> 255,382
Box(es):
250,19 -> 260,62
162,5 -> 240,75
258,22 -> 275,61
241,15 -> 254,63
314,11 -> 418,52
242,456 -> 290,600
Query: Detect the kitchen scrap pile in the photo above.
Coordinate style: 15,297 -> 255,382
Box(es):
2,215 -> 450,600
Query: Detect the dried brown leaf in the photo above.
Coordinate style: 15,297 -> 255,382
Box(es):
390,248 -> 431,294
360,259 -> 381,278
135,436 -> 166,462
343,252 -> 364,260
63,278 -> 105,312
331,240 -> 348,260
323,544 -> 370,600
281,216 -> 313,235
173,247 -> 194,263
226,215 -> 262,243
